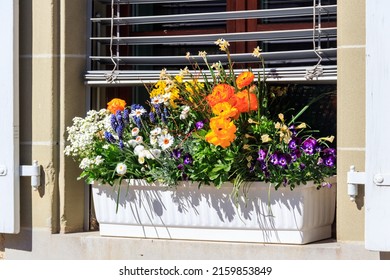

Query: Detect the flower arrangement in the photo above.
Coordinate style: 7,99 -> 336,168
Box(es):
65,39 -> 336,194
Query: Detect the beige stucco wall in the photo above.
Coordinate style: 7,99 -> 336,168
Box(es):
336,0 -> 366,242
4,0 -> 87,252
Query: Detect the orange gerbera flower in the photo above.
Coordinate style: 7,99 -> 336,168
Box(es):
206,83 -> 235,107
236,71 -> 255,89
235,90 -> 258,113
205,116 -> 237,148
107,98 -> 126,114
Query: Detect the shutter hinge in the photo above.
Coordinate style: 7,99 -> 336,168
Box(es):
347,165 -> 365,202
20,160 -> 41,190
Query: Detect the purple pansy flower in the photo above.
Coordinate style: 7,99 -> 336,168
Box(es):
270,153 -> 279,165
323,155 -> 336,167
278,153 -> 291,168
195,121 -> 205,130
289,125 -> 297,136
290,149 -> 301,162
288,137 -> 301,150
301,137 -> 317,155
183,153 -> 193,165
257,149 -> 267,162
172,149 -> 182,159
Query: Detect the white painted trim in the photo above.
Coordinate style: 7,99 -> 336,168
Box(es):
365,0 -> 390,251
0,0 -> 20,234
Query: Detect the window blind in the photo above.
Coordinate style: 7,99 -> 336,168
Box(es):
86,0 -> 337,85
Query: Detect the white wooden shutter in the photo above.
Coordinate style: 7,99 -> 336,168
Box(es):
365,0 -> 390,251
0,0 -> 20,234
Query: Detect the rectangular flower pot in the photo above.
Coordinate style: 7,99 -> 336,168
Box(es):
92,177 -> 336,244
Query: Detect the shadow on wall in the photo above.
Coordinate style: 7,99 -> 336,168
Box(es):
0,234 -> 4,259
380,252 -> 390,260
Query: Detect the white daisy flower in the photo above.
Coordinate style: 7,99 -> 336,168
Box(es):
150,137 -> 157,146
134,145 -> 145,156
158,133 -> 174,150
162,93 -> 171,105
130,108 -> 147,118
150,127 -> 162,136
115,163 -> 127,175
151,95 -> 163,105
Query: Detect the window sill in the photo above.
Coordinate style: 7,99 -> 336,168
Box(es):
4,229 -> 384,260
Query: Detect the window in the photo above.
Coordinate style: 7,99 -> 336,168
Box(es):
86,0 -> 336,101
85,0 -> 337,230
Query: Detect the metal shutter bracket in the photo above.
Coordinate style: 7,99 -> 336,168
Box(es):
347,165 -> 390,202
19,160 -> 41,190
0,161 -> 41,189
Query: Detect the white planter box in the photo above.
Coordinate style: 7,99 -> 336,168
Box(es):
92,177 -> 336,244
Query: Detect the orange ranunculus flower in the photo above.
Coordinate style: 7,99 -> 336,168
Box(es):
107,98 -> 126,114
235,90 -> 258,113
211,102 -> 238,118
205,116 -> 237,148
206,83 -> 235,107
236,71 -> 255,89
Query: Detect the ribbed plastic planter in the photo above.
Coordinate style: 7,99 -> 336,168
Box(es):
92,177 -> 336,244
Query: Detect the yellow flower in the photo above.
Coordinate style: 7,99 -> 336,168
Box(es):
252,46 -> 262,58
296,123 -> 307,129
214,38 -> 230,51
278,113 -> 284,122
319,135 -> 335,143
261,134 -> 271,143
198,51 -> 207,58
159,68 -> 168,79
248,118 -> 259,124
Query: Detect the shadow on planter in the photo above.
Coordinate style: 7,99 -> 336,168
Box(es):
92,177 -> 336,245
